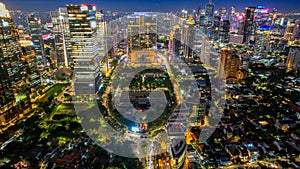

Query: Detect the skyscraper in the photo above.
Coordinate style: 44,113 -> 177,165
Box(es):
27,14 -> 45,61
169,24 -> 181,56
219,20 -> 230,43
284,22 -> 299,41
182,16 -> 196,60
286,47 -> 300,71
242,7 -> 255,44
205,0 -> 214,27
67,4 -> 101,94
127,12 -> 158,50
230,6 -> 237,30
0,2 -> 32,126
254,6 -> 269,27
212,14 -> 221,42
51,7 -> 71,66
217,48 -> 240,80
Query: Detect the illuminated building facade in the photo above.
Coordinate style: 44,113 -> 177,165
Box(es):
217,48 -> 240,80
242,7 -> 256,44
286,47 -> 300,71
212,15 -> 221,42
67,4 -> 101,94
182,16 -> 196,60
254,6 -> 269,27
0,3 -> 32,127
255,27 -> 270,57
284,22 -> 299,41
27,14 -> 45,60
230,6 -> 237,30
168,24 -> 182,56
127,12 -> 157,50
205,0 -> 214,27
219,20 -> 230,43
51,7 -> 72,66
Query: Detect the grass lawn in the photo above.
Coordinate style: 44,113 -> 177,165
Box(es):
38,83 -> 70,103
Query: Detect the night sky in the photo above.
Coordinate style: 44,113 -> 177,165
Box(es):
1,0 -> 300,13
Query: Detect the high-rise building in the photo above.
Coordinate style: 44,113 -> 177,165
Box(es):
212,15 -> 221,42
230,6 -> 237,30
198,9 -> 206,27
242,7 -> 256,44
254,6 -> 269,27
220,7 -> 228,21
200,35 -> 210,64
286,47 -> 300,71
27,14 -> 45,60
219,20 -> 230,43
0,2 -> 32,127
284,22 -> 299,41
169,24 -> 181,56
182,16 -> 196,60
51,7 -> 72,66
255,28 -> 270,57
205,0 -> 214,27
217,48 -> 240,80
96,9 -> 108,72
127,12 -> 157,50
67,4 -> 101,94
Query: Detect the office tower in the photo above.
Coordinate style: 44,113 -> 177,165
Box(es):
167,104 -> 189,169
127,12 -> 157,51
96,9 -> 108,72
284,22 -> 299,41
217,48 -> 240,80
212,15 -> 221,42
51,7 -> 71,66
182,16 -> 196,60
255,27 -> 270,57
242,7 -> 256,44
254,6 -> 269,27
198,9 -> 206,27
27,14 -> 45,60
219,20 -> 230,43
237,14 -> 245,35
0,2 -> 32,126
200,35 -> 210,64
286,47 -> 300,71
169,25 -> 181,55
18,25 -> 41,99
205,0 -> 214,27
220,7 -> 228,21
67,4 -> 100,94
230,6 -> 237,30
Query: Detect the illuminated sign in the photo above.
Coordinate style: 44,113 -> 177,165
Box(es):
257,5 -> 265,9
92,4 -> 96,11
47,23 -> 53,28
42,33 -> 51,40
80,4 -> 88,11
131,126 -> 140,132
238,14 -> 245,20
91,21 -> 97,29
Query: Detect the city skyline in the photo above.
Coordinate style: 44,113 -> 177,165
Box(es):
0,0 -> 300,168
2,0 -> 300,12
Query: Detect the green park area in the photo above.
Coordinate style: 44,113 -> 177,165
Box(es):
38,83 -> 69,103
39,103 -> 81,145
